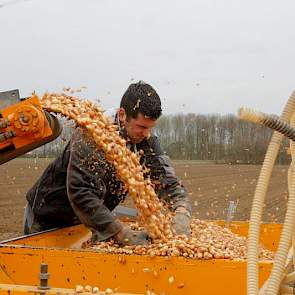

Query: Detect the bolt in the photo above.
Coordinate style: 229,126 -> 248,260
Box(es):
38,263 -> 50,291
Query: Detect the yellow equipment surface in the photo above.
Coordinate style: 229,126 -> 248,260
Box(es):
0,90 -> 291,294
0,222 -> 281,295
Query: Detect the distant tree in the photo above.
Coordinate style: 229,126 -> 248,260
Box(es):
154,113 -> 291,164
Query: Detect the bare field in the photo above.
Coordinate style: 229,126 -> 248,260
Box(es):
0,158 -> 288,240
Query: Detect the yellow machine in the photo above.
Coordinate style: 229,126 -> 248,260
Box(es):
0,223 -> 281,295
2,89 -> 295,294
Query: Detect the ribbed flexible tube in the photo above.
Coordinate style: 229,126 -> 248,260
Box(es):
239,108 -> 295,142
244,90 -> 295,295
293,227 -> 295,281
263,113 -> 295,294
240,108 -> 295,293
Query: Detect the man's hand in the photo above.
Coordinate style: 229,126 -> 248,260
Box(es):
172,207 -> 191,236
114,226 -> 149,246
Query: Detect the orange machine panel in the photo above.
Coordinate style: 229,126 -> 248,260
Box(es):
0,95 -> 53,152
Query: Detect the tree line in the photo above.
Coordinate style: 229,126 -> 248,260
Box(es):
31,114 -> 290,165
154,114 -> 290,164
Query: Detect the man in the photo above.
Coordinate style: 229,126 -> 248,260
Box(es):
24,81 -> 192,245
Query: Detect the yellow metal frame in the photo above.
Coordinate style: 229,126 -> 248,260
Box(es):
0,284 -> 140,295
0,222 -> 281,295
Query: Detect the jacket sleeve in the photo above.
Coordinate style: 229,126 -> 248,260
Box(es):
146,136 -> 192,215
66,128 -> 123,241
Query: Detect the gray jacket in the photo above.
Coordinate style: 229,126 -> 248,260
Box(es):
26,127 -> 191,240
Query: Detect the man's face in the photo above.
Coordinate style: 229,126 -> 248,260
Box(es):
119,110 -> 157,143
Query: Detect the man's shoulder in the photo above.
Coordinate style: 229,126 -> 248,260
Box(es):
147,133 -> 159,145
140,134 -> 163,155
70,128 -> 105,159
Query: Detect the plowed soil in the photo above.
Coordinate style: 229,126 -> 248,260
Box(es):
0,158 -> 288,240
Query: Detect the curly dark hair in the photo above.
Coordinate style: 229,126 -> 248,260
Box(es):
120,81 -> 162,120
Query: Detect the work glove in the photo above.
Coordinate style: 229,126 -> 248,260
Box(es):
114,226 -> 149,246
172,208 -> 192,236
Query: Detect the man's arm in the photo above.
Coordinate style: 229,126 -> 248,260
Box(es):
145,136 -> 192,214
66,128 -> 123,241
144,136 -> 192,236
67,128 -> 149,245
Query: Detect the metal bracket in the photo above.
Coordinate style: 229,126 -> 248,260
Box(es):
0,89 -> 20,110
225,200 -> 238,227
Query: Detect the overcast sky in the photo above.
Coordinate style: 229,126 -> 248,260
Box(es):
1,0 -> 295,115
